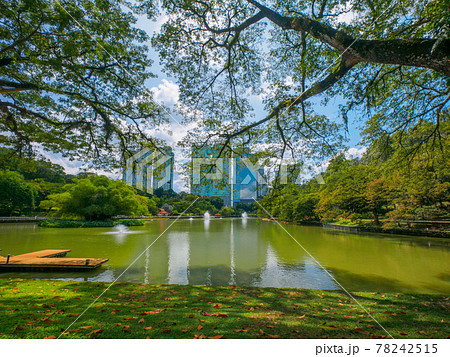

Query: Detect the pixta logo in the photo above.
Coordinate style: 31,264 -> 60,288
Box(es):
192,157 -> 325,185
124,148 -> 172,194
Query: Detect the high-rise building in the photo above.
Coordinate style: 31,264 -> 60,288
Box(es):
190,145 -> 232,205
190,146 -> 267,206
123,146 -> 174,193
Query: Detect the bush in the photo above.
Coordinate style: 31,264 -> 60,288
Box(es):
117,220 -> 144,226
38,219 -> 115,228
38,219 -> 145,228
39,176 -> 149,220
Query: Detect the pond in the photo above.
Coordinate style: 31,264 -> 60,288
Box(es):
0,218 -> 449,293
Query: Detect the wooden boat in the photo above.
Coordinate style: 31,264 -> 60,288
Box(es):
0,249 -> 108,271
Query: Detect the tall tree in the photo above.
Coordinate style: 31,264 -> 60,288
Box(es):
150,0 -> 449,161
1,0 -> 163,167
0,169 -> 37,215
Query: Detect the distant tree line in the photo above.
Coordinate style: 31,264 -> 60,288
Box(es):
259,122 -> 449,227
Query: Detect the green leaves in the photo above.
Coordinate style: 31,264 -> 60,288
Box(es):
1,0 -> 163,167
39,175 -> 149,220
0,169 -> 38,215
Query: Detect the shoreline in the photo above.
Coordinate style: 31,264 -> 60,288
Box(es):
261,218 -> 450,239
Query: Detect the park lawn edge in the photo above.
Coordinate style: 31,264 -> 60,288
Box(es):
0,279 -> 448,339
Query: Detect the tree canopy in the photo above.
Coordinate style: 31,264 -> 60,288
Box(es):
258,120 -> 450,225
40,175 -> 150,220
0,0 -> 163,167
0,169 -> 37,215
151,0 -> 449,163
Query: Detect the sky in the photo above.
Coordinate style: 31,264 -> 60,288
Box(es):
42,4 -> 366,192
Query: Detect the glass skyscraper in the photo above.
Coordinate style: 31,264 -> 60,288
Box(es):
190,146 -> 267,206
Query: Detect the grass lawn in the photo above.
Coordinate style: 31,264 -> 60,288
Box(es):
0,279 -> 448,339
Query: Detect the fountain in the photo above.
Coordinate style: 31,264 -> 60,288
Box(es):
203,211 -> 210,230
114,224 -> 129,234
189,217 -> 193,221
101,224 -> 145,243
241,211 -> 248,228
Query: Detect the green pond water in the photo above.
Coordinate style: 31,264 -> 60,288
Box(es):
0,218 -> 449,293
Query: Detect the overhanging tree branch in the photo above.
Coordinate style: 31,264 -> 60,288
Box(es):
221,56 -> 357,143
246,0 -> 450,75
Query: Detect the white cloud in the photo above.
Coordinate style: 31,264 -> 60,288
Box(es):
150,79 -> 180,104
336,10 -> 358,24
345,146 -> 366,159
284,76 -> 295,86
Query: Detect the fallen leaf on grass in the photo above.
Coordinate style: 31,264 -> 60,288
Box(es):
217,312 -> 227,318
207,335 -> 224,339
354,328 -> 370,335
44,335 -> 56,339
65,313 -> 79,317
370,335 -> 387,339
418,331 -> 427,335
267,334 -> 280,338
162,329 -> 171,333
89,329 -> 103,335
297,315 -> 306,319
202,312 -> 216,317
197,325 -> 203,331
138,318 -> 145,324
141,309 -> 161,315
144,327 -> 152,330
88,329 -> 104,339
122,326 -> 131,333
266,325 -> 275,329
399,332 -> 408,336
79,325 -> 94,330
320,326 -> 338,330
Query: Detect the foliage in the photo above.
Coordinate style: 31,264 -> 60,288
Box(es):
37,219 -> 144,228
219,206 -> 234,217
259,121 -> 449,225
118,220 -> 145,226
149,0 -> 449,164
38,219 -> 115,228
39,175 -> 149,220
0,0 -> 163,167
0,169 -> 37,215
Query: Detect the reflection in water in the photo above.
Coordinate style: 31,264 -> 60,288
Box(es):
256,245 -> 336,289
229,220 -> 236,285
167,233 -> 190,284
0,220 -> 449,293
